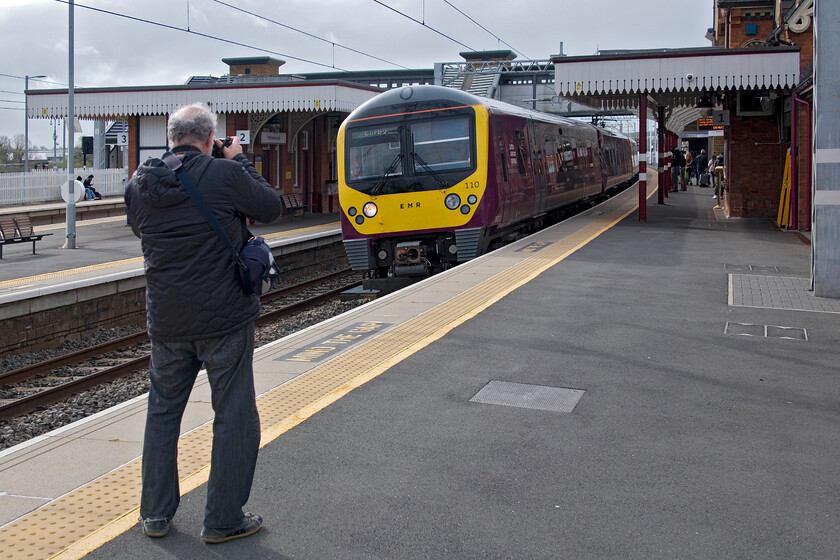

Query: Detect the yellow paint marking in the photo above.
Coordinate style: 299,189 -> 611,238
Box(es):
36,216 -> 128,232
0,222 -> 339,290
0,258 -> 143,289
4,186 -> 653,560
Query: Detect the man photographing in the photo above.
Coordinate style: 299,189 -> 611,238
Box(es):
125,102 -> 282,543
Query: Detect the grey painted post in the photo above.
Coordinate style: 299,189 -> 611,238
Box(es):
93,120 -> 106,170
813,1 -> 840,297
63,0 -> 76,249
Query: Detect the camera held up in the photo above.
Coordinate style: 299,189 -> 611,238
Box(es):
211,136 -> 232,158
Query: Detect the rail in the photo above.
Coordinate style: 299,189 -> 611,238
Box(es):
0,270 -> 361,420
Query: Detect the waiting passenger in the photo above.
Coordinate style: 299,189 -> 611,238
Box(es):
695,150 -> 709,187
83,174 -> 102,200
670,147 -> 686,192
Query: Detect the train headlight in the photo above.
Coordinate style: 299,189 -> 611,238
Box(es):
444,193 -> 461,210
363,202 -> 378,218
467,194 -> 477,204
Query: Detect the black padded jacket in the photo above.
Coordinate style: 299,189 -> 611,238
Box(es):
125,146 -> 283,341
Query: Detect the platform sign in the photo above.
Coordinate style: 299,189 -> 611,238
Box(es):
712,109 -> 730,126
260,131 -> 286,144
116,132 -> 128,146
236,129 -> 250,145
698,117 -> 724,131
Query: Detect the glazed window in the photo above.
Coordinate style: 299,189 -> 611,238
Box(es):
346,125 -> 403,182
410,117 -> 472,173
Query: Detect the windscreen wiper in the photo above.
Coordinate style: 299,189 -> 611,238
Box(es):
411,152 -> 449,189
370,153 -> 404,195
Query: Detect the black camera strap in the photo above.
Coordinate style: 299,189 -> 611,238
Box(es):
160,151 -> 244,267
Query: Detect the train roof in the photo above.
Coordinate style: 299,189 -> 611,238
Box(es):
346,85 -> 592,131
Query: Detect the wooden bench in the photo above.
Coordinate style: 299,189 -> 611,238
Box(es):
0,215 -> 54,259
280,193 -> 307,218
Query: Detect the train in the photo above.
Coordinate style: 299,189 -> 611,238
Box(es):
337,85 -> 638,282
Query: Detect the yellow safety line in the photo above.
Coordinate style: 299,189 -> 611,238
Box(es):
0,222 -> 339,290
0,187 -> 652,560
36,216 -> 128,232
0,258 -> 144,289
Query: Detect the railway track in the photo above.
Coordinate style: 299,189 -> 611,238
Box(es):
0,269 -> 362,421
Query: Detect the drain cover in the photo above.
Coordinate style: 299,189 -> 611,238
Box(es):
725,322 -> 808,340
470,381 -> 584,413
725,264 -> 780,273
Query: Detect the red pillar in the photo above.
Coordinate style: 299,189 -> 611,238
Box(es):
664,131 -> 672,196
638,92 -> 647,222
657,106 -> 665,205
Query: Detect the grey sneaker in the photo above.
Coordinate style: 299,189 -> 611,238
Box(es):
201,512 -> 263,544
140,516 -> 170,538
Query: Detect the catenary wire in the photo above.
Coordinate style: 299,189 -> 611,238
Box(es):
53,0 -> 349,71
371,0 -> 476,52
441,0 -> 529,59
208,0 -> 411,70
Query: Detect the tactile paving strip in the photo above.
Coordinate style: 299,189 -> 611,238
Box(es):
729,274 -> 840,313
0,185 -> 650,560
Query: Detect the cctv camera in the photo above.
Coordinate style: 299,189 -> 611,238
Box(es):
686,73 -> 695,82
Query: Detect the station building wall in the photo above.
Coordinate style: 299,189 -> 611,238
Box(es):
724,91 -> 786,219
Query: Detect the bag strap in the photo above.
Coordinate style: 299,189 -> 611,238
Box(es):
161,151 -> 242,262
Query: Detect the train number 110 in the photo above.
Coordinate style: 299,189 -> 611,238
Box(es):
464,181 -> 481,189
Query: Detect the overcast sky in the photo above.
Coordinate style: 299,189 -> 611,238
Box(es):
1,0 -> 713,148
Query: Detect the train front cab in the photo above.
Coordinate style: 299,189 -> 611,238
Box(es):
337,89 -> 493,278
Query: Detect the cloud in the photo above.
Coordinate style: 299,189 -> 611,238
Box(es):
1,0 -> 714,147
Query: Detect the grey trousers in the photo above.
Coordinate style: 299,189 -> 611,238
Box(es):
140,322 -> 260,530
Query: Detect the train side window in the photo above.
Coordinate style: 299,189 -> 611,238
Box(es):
543,133 -> 558,175
496,124 -> 507,182
514,129 -> 528,176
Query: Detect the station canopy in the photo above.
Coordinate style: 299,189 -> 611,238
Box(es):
551,46 -> 801,132
26,81 -> 380,120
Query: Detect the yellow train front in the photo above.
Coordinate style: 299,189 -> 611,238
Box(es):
337,85 -> 636,280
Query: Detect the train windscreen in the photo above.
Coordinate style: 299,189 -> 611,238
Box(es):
345,115 -> 473,194
410,117 -> 472,173
347,125 -> 403,182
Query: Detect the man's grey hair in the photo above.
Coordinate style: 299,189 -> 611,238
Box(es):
167,103 -> 217,146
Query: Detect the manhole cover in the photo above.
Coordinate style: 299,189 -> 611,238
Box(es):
470,381 -> 584,413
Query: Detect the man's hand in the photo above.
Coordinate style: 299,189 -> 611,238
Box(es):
216,136 -> 243,159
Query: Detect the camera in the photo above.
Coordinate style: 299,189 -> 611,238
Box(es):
211,136 -> 232,158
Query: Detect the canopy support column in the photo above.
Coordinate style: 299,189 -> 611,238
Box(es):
638,92 -> 647,222
657,106 -> 665,205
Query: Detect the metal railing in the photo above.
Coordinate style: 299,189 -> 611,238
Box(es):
0,168 -> 129,206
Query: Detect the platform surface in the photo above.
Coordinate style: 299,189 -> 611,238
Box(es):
0,209 -> 340,303
1,183 -> 838,560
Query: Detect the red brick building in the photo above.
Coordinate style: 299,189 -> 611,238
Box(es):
712,0 -> 814,228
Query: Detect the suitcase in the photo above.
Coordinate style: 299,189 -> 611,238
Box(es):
699,172 -> 710,186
